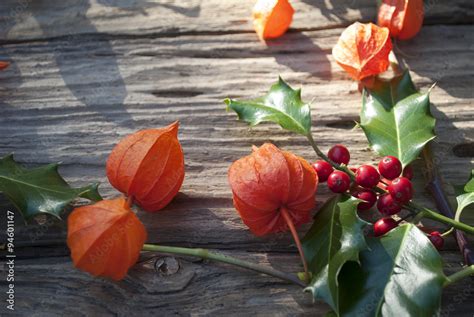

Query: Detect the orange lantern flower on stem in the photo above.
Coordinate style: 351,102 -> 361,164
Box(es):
332,22 -> 392,81
253,0 -> 294,40
378,0 -> 424,40
67,197 -> 147,280
228,143 -> 318,279
106,121 -> 185,212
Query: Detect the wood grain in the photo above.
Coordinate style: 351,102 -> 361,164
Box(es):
0,0 -> 473,316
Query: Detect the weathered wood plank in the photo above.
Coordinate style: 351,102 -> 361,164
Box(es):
1,250 -> 473,316
0,1 -> 473,315
0,0 -> 472,41
0,25 -> 472,247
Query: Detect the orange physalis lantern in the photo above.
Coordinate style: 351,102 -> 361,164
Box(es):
332,22 -> 392,81
228,143 -> 317,279
67,197 -> 147,280
228,143 -> 317,236
106,121 -> 185,212
252,0 -> 294,40
378,0 -> 424,40
0,61 -> 9,70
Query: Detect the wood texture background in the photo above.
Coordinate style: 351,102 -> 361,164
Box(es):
0,0 -> 472,316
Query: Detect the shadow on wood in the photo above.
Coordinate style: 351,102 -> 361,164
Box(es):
28,1 -> 134,127
266,31 -> 332,79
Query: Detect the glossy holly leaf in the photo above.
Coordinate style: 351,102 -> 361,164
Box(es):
302,194 -> 369,312
337,224 -> 447,317
455,170 -> 474,220
224,77 -> 312,136
0,154 -> 102,221
360,71 -> 436,167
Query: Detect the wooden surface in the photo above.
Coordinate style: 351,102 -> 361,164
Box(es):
0,0 -> 473,316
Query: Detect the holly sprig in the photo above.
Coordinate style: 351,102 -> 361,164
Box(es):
226,76 -> 473,233
0,154 -> 101,221
225,75 -> 473,315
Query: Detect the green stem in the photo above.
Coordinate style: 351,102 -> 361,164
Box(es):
444,265 -> 474,287
307,133 -> 474,235
142,244 -> 306,288
416,208 -> 474,235
410,210 -> 425,224
441,227 -> 454,237
307,134 -> 355,179
307,134 -> 333,167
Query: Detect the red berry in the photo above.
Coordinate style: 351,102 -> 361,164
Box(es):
328,144 -> 350,165
355,165 -> 380,188
350,167 -> 357,173
352,189 -> 377,211
402,165 -> 414,180
428,231 -> 444,250
377,193 -> 402,215
327,170 -> 351,193
373,217 -> 398,237
378,156 -> 402,180
388,177 -> 413,203
312,160 -> 334,182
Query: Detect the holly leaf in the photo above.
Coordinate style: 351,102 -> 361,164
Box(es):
224,77 -> 312,136
337,224 -> 447,317
464,170 -> 474,192
455,170 -> 474,220
0,154 -> 102,221
302,194 -> 369,312
360,71 -> 436,167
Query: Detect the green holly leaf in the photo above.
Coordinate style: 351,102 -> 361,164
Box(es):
337,224 -> 447,317
360,71 -> 436,167
224,77 -> 312,136
302,195 -> 369,312
455,170 -> 474,220
0,154 -> 102,221
464,170 -> 474,192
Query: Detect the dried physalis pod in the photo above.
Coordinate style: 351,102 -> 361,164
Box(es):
228,143 -> 318,236
378,0 -> 424,40
253,0 -> 294,40
67,197 -> 147,280
332,22 -> 392,81
106,121 -> 185,212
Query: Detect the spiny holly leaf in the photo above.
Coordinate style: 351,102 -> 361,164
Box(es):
455,170 -> 474,220
224,77 -> 312,136
337,224 -> 447,317
0,154 -> 102,221
302,194 -> 369,312
360,71 -> 436,167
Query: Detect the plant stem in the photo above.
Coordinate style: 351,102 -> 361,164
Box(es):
415,207 -> 474,235
307,133 -> 474,235
280,207 -> 310,283
307,134 -> 355,179
421,145 -> 474,265
441,227 -> 454,237
142,244 -> 306,288
307,134 -> 333,167
126,195 -> 134,208
444,265 -> 474,287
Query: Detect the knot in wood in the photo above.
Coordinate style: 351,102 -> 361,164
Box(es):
154,256 -> 180,276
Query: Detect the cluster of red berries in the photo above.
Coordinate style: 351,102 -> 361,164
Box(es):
312,144 -> 444,250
